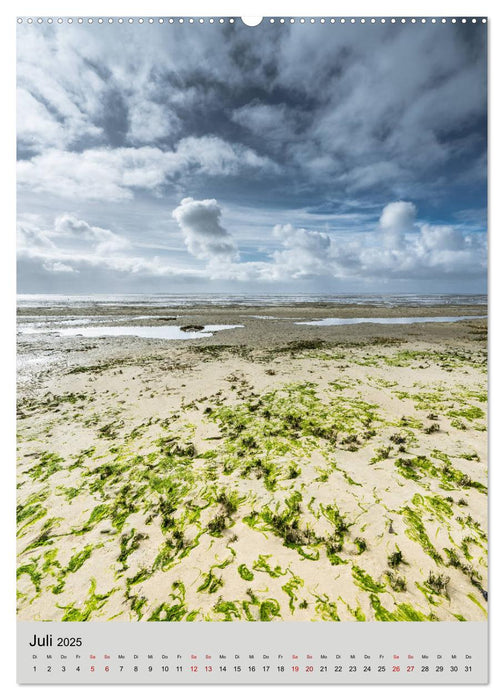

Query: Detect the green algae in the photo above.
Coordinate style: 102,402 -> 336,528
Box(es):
260,599 -> 281,621
42,548 -> 61,576
17,392 -> 91,418
401,506 -> 442,564
395,455 -> 486,493
26,452 -> 65,482
467,592 -> 487,617
369,594 -> 436,621
17,559 -> 42,594
354,537 -> 367,554
352,565 -> 386,593
423,571 -> 450,598
67,544 -> 97,573
128,594 -> 148,620
73,504 -> 111,535
49,544 -> 103,594
197,571 -> 223,594
17,489 -> 48,535
58,578 -> 118,621
148,581 -> 192,621
459,451 -> 480,461
214,599 -> 242,620
313,593 -> 340,621
448,405 -> 484,421
148,603 -> 187,621
56,486 -> 81,502
210,382 -> 380,485
339,597 -> 367,620
16,348 -> 487,622
366,375 -> 398,389
370,446 -> 392,464
250,493 -> 320,559
387,548 -> 406,569
23,517 -> 62,553
253,554 -> 287,578
281,575 -> 304,613
412,493 -> 453,522
386,570 -> 407,592
118,530 -> 148,572
237,564 -> 254,581
395,456 -> 425,481
332,466 -> 362,487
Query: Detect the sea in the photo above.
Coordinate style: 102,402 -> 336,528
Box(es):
17,293 -> 488,310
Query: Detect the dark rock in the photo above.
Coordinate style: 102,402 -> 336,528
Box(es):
180,324 -> 205,332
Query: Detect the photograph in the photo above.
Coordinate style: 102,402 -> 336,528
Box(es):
16,17 -> 487,623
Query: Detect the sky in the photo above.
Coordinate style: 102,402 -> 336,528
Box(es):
16,19 -> 487,295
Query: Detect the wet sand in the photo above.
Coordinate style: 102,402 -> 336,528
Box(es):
16,304 -> 487,621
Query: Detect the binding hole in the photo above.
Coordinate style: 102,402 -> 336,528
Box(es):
241,17 -> 263,26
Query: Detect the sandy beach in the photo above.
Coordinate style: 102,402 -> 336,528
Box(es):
16,303 -> 487,622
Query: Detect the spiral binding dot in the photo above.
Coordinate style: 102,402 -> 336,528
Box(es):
16,16 -> 489,26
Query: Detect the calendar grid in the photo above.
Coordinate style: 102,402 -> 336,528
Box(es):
18,621 -> 488,684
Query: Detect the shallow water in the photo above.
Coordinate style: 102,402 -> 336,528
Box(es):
295,315 -> 486,327
49,324 -> 244,340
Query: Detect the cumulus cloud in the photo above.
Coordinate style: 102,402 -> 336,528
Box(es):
209,200 -> 485,283
172,197 -> 239,262
53,214 -> 130,255
16,200 -> 486,292
379,201 -> 417,248
270,224 -> 334,277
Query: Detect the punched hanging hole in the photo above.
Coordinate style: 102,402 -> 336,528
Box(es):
241,17 -> 263,26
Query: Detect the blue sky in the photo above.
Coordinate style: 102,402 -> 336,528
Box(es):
16,19 -> 487,294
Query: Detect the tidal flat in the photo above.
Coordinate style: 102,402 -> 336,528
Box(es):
16,303 -> 488,622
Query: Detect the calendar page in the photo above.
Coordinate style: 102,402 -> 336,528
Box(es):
16,14 -> 488,685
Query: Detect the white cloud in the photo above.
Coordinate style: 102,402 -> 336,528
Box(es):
17,88 -> 68,152
270,224 -> 334,278
210,201 -> 485,283
16,27 -> 105,154
172,197 -> 239,262
17,137 -> 277,202
127,99 -> 181,144
17,217 -> 58,250
16,201 -> 486,289
231,102 -> 301,147
379,201 -> 417,248
17,214 -> 204,282
16,21 -> 486,208
418,223 -> 467,252
176,137 -> 277,176
43,261 -> 78,274
54,214 -> 130,255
